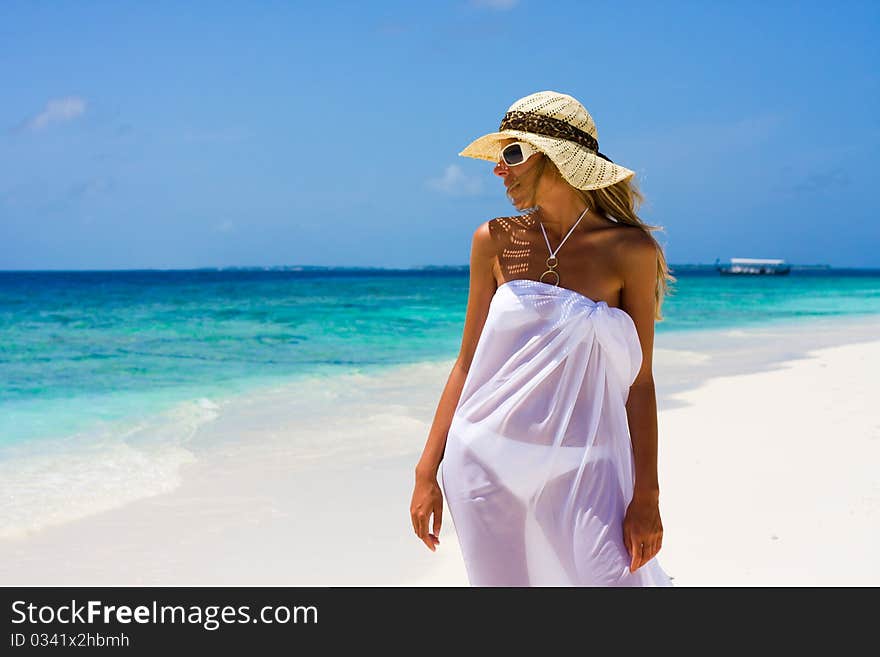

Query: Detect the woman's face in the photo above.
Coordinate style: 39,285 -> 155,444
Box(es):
493,138 -> 545,209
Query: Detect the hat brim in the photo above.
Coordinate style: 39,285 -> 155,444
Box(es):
459,130 -> 636,191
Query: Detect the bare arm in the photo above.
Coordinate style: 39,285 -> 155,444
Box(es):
414,221 -> 498,478
618,231 -> 662,500
410,221 -> 497,552
617,229 -> 664,571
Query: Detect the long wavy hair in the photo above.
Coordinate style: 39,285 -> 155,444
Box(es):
518,154 -> 676,321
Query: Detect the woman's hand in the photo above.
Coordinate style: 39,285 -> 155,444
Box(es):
622,495 -> 664,573
410,470 -> 443,551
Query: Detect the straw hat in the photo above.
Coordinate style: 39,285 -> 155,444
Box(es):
458,90 -> 636,191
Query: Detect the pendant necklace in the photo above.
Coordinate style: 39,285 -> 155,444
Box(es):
538,206 -> 590,286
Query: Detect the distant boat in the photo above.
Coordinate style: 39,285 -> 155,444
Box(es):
715,257 -> 791,276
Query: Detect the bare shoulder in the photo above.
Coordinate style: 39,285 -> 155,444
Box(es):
612,225 -> 660,383
456,219 -> 502,368
471,219 -> 498,263
472,218 -> 493,244
468,218 -> 505,288
613,224 -> 659,278
473,216 -> 524,276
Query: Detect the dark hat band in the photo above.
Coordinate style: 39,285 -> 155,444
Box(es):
499,110 -> 614,162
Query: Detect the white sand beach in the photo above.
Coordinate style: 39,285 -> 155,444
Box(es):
1,315 -> 878,587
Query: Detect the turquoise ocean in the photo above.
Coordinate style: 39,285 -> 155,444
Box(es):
1,266 -> 878,537
3,266 -> 880,449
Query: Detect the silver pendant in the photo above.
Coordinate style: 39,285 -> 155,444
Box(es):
539,255 -> 560,286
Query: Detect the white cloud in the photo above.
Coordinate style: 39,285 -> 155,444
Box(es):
214,220 -> 235,233
471,0 -> 519,9
426,164 -> 484,196
20,96 -> 87,132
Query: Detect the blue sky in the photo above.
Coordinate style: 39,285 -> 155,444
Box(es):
2,0 -> 878,269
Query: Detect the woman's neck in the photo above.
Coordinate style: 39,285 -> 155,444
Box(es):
534,198 -> 593,240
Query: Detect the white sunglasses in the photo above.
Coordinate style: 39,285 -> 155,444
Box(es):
499,141 -> 539,166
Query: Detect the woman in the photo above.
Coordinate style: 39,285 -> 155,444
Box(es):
410,91 -> 676,586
